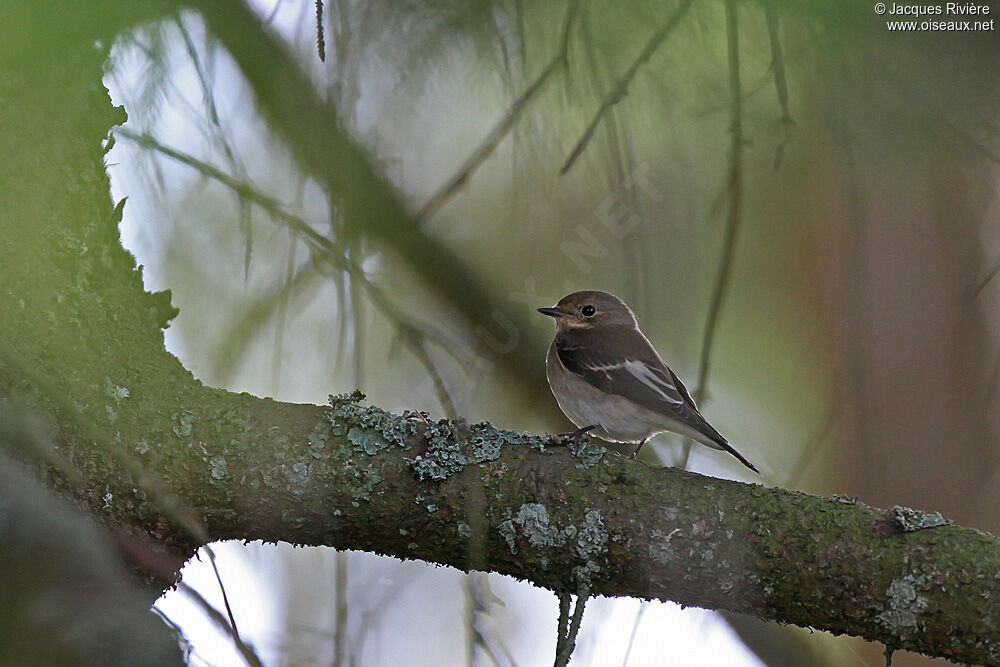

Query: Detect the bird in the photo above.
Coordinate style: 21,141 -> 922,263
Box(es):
538,290 -> 758,473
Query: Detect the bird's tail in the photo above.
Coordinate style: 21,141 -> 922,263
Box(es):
692,425 -> 759,474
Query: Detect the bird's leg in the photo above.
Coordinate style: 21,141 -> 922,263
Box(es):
552,424 -> 596,447
570,424 -> 597,447
629,437 -> 649,460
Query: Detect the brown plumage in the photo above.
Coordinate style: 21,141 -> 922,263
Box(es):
539,290 -> 758,473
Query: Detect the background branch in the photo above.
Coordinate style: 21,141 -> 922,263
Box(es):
559,0 -> 695,175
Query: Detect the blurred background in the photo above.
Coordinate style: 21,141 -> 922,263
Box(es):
100,0 -> 1000,665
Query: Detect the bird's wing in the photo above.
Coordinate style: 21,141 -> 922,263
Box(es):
555,333 -> 759,473
555,338 -> 702,424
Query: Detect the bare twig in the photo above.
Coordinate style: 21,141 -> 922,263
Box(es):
417,0 -> 579,223
204,545 -> 246,656
559,0 -> 695,175
943,117 -> 1000,167
621,602 -> 647,667
681,0 -> 744,470
195,0 -> 555,405
464,573 -> 508,667
765,4 -> 794,170
315,0 -> 326,62
405,334 -> 460,419
174,17 -> 256,278
578,5 -> 647,308
333,551 -> 347,666
970,256 -> 1000,299
177,581 -> 264,667
785,402 -> 840,488
553,585 -> 590,667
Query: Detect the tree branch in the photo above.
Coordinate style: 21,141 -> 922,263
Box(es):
559,0 -> 695,175
416,0 -> 579,223
680,0 -> 745,470
44,390 -> 1000,665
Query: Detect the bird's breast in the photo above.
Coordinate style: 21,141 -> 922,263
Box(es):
545,342 -> 659,444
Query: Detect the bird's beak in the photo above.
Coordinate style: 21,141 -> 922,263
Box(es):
537,306 -> 567,318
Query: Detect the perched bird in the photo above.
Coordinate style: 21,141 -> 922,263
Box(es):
538,290 -> 758,473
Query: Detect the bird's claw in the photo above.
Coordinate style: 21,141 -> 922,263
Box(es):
571,425 -> 597,447
553,425 -> 597,447
629,439 -> 648,460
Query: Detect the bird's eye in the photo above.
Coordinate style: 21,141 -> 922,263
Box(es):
581,305 -> 596,317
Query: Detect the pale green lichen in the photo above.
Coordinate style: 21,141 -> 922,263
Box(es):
409,419 -> 540,481
307,421 -> 329,460
877,574 -> 932,636
209,455 -> 227,479
648,529 -> 677,565
171,409 -> 193,438
570,439 -> 606,468
347,426 -> 391,455
498,503 -> 609,582
891,505 -> 952,532
103,377 -> 129,400
509,503 -> 562,551
327,392 -> 602,482
575,510 -> 608,561
326,392 -> 421,451
411,421 -> 469,480
285,462 -> 309,486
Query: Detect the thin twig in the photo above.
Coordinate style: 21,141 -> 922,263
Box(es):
556,592 -> 571,650
417,0 -> 579,223
764,3 -> 794,170
174,17 -> 256,278
554,585 -> 590,667
464,574 -> 507,667
578,5 -> 647,307
265,0 -> 285,23
937,121 -> 1000,299
785,402 -> 840,488
204,545 -> 246,655
178,582 -> 264,667
560,0 -> 695,175
943,117 -> 1000,167
267,239 -> 297,392
406,334 -> 460,419
681,0 -> 743,470
315,0 -> 326,62
333,551 -> 347,666
621,602 -> 646,667
970,256 -> 1000,299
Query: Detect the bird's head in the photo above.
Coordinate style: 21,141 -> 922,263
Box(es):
537,290 -> 638,330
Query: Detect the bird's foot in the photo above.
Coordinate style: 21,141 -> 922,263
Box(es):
572,425 -> 597,446
628,439 -> 648,460
553,425 -> 596,447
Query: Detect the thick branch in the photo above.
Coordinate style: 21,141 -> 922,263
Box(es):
102,393 -> 1000,665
